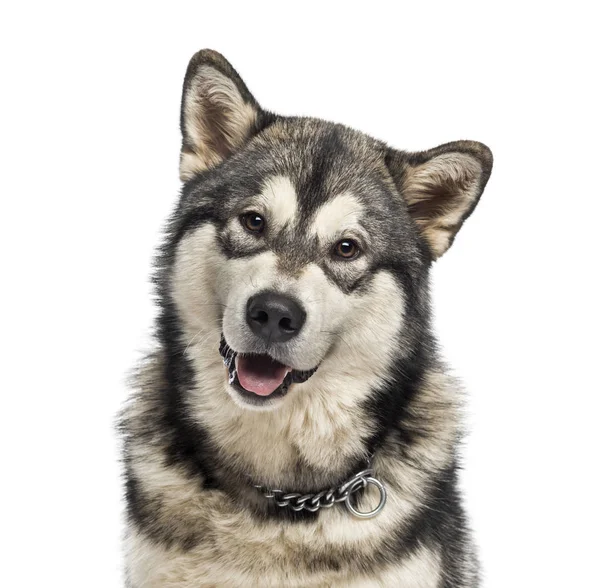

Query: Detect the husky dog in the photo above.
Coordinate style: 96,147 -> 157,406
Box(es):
121,49 -> 492,587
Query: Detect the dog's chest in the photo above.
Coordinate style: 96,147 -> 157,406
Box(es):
126,517 -> 441,588
125,477 -> 442,588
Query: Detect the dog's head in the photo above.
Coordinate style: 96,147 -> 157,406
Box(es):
164,50 -> 492,412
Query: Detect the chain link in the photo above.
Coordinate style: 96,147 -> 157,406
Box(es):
254,468 -> 386,518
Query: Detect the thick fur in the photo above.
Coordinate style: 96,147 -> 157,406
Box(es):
120,49 -> 493,587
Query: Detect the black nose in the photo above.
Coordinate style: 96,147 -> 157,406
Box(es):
246,292 -> 306,343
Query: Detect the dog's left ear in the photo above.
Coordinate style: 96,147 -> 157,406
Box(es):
387,141 -> 493,259
179,50 -> 265,181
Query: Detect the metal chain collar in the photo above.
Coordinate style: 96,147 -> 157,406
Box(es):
253,467 -> 387,519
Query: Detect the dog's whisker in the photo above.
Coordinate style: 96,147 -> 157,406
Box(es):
182,330 -> 214,356
182,330 -> 204,355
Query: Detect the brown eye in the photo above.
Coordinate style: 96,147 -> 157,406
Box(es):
334,239 -> 360,259
241,212 -> 265,234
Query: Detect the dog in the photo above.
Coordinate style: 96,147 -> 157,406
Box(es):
120,49 -> 493,587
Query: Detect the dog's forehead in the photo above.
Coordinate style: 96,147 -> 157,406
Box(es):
250,119 -> 395,231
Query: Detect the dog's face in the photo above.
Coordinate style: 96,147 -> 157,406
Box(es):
166,50 -> 492,411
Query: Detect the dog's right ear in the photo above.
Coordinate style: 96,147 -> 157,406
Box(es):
179,50 -> 264,181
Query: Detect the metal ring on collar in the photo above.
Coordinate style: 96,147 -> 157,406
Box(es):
344,477 -> 387,519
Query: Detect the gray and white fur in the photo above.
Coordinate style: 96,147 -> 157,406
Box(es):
120,49 -> 493,587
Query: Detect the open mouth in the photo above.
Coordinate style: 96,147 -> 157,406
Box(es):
219,336 -> 318,403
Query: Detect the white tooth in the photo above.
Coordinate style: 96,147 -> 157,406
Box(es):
229,355 -> 239,384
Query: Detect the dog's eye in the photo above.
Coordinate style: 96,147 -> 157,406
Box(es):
333,239 -> 360,260
241,212 -> 265,234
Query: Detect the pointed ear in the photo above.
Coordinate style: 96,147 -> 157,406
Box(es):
179,50 -> 265,181
387,141 -> 493,259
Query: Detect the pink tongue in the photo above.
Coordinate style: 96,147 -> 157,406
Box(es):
236,355 -> 290,396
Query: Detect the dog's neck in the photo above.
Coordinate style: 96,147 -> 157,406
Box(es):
159,328 -> 449,499
176,332 -> 394,487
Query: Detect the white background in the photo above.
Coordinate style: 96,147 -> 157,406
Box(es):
1,2 -> 599,587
